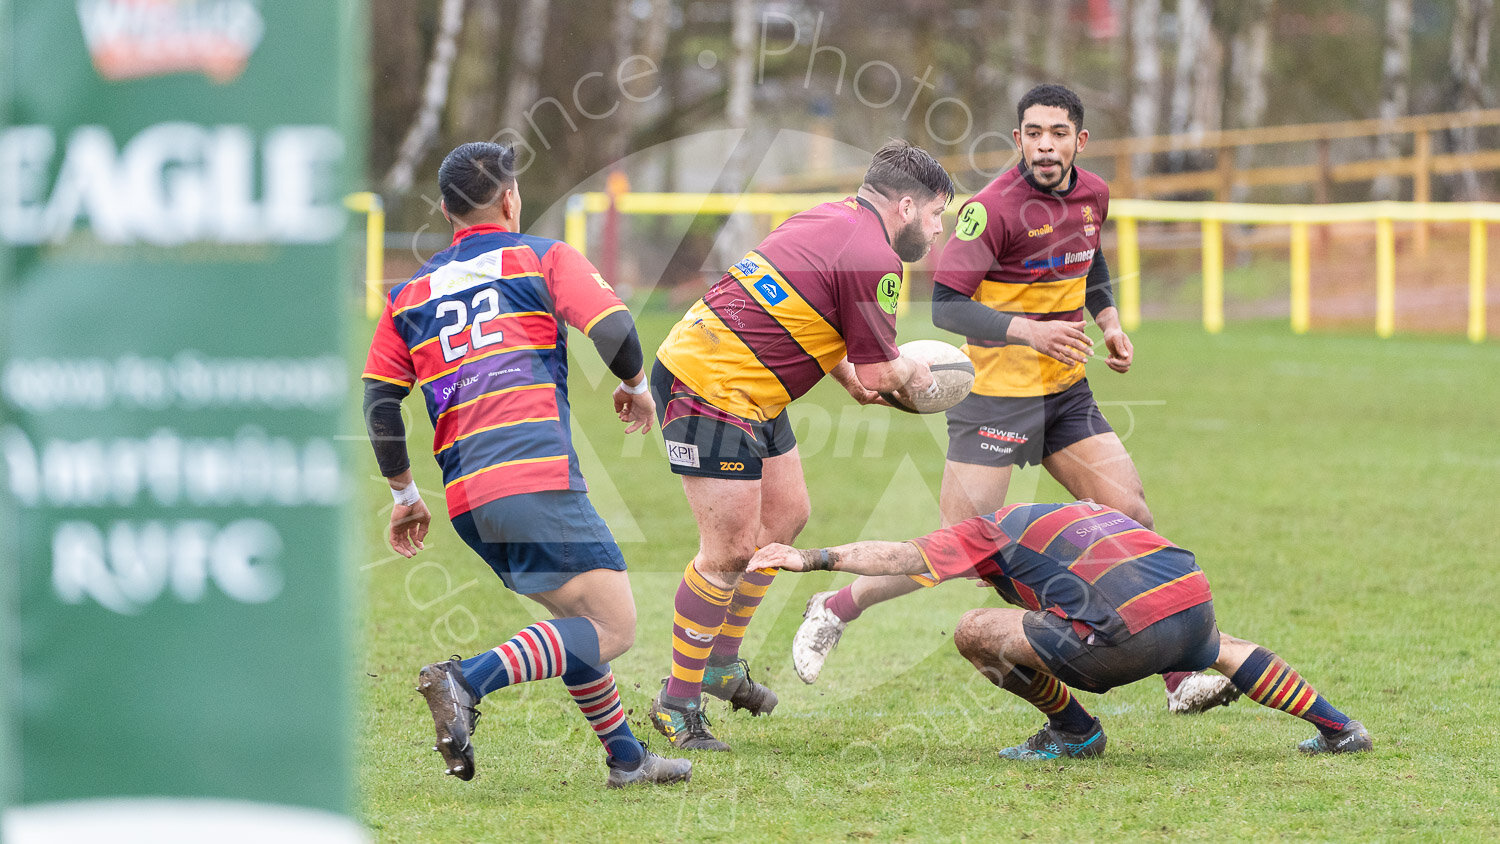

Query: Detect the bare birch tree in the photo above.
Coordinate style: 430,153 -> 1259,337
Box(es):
1228,0 -> 1273,199
1042,0 -> 1068,82
604,0 -> 673,164
449,0 -> 503,144
709,0 -> 758,274
383,0 -> 467,195
1372,0 -> 1413,200
1448,0 -> 1494,199
499,0 -> 552,143
1007,3 -> 1031,107
1128,0 -> 1163,179
1166,0 -> 1210,171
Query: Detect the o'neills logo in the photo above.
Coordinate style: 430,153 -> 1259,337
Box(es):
77,0 -> 265,84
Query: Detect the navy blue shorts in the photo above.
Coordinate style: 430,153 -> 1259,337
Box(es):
450,491 -> 626,595
945,379 -> 1113,468
1022,602 -> 1221,694
651,359 -> 796,480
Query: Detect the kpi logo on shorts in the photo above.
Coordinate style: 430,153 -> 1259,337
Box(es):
665,440 -> 700,468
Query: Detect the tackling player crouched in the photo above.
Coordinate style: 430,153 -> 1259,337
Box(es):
756,501 -> 1372,761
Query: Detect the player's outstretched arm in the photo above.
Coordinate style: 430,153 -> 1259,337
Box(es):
750,541 -> 925,576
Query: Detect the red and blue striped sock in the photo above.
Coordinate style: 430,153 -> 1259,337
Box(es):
459,617 -> 600,697
1230,646 -> 1351,737
564,663 -> 645,767
998,666 -> 1094,734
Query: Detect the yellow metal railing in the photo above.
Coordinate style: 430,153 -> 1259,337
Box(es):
345,192 -> 386,319
564,193 -> 1497,343
1109,198 -> 1498,341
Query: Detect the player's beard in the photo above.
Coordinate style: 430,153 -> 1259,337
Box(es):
1028,156 -> 1071,190
893,219 -> 932,262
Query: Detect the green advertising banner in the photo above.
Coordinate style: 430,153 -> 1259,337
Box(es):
1,2 -> 364,838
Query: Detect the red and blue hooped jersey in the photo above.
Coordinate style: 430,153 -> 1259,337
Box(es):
908,501 -> 1212,642
363,224 -> 626,516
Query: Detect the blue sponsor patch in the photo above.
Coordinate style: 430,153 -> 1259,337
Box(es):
754,275 -> 789,305
732,258 -> 760,276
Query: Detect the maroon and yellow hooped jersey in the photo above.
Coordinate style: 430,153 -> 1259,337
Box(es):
657,197 -> 903,422
936,165 -> 1109,397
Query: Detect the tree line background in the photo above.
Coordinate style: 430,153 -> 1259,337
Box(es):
369,0 -> 1497,233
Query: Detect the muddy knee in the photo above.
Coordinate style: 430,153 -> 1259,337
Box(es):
953,608 -> 991,660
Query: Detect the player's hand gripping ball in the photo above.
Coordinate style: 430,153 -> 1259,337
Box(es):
880,339 -> 974,414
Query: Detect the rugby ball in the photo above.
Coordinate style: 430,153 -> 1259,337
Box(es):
879,339 -> 975,414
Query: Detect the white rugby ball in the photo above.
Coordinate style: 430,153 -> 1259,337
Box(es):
879,339 -> 975,414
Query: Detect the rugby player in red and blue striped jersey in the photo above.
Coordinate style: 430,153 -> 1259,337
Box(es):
362,142 -> 689,788
753,500 -> 1373,760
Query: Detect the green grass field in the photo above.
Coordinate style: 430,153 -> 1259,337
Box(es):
352,307 -> 1500,842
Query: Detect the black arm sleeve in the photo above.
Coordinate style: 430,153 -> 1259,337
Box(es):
362,378 -> 411,478
1085,252 -> 1116,318
588,309 -> 645,381
931,282 -> 1014,342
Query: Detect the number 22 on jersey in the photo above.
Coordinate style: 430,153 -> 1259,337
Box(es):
436,287 -> 505,362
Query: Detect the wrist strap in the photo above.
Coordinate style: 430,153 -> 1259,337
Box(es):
390,481 -> 421,507
619,378 -> 649,395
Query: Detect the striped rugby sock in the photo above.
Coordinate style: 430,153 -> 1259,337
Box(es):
564,663 -> 644,767
708,568 -> 777,665
459,617 -> 600,698
663,562 -> 732,701
1229,646 -> 1351,736
998,666 -> 1095,734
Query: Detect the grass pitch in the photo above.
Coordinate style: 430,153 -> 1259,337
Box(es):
353,309 -> 1500,842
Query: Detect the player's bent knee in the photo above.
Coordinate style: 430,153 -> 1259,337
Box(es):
593,617 -> 637,663
953,609 -> 991,659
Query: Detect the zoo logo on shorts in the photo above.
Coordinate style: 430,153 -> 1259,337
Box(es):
665,440 -> 700,468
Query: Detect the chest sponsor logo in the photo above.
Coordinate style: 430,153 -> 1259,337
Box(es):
1027,223 -> 1054,238
665,440 -> 700,468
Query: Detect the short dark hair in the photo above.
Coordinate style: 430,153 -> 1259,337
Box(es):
438,142 -> 517,218
861,139 -> 955,204
1017,84 -> 1085,130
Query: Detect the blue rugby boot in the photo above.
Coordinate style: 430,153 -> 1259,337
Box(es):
998,718 -> 1107,761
